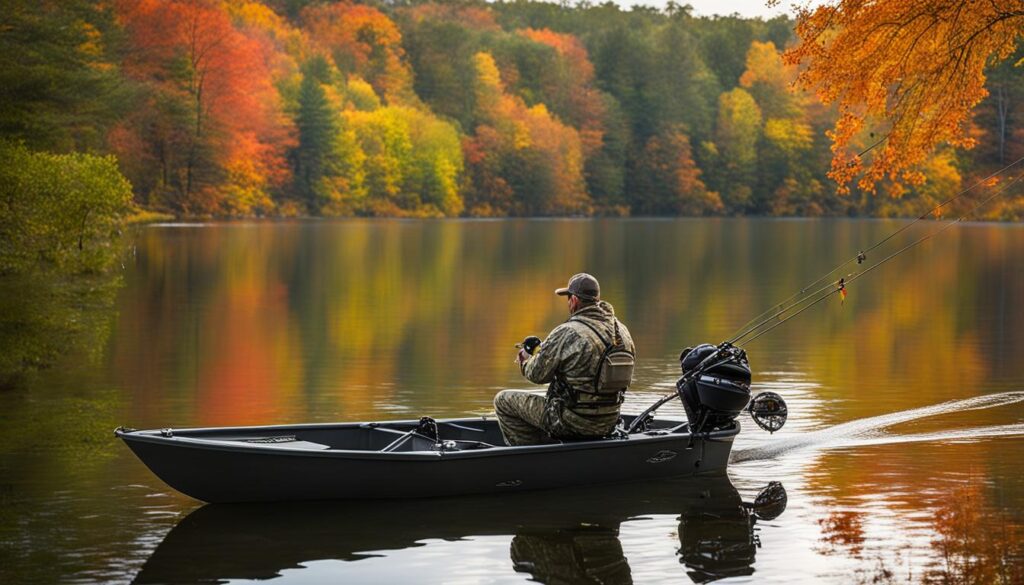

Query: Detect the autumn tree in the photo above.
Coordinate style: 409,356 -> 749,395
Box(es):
869,149 -> 963,217
760,118 -> 825,215
712,88 -> 763,211
113,0 -> 293,215
463,52 -> 588,216
785,0 -> 1024,193
633,127 -> 722,215
301,2 -> 414,103
740,41 -> 802,120
515,29 -> 605,150
734,40 -> 830,214
294,57 -> 366,214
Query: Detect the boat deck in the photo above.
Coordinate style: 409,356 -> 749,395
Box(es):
123,415 -> 694,454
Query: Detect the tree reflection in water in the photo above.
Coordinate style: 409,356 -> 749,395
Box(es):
814,479 -> 1024,585
817,510 -> 865,557
925,482 -> 1024,585
132,476 -> 786,584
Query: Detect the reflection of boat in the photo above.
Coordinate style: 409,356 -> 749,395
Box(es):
132,474 -> 786,585
115,415 -> 739,502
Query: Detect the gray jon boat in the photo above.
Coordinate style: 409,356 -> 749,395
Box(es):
116,343 -> 787,503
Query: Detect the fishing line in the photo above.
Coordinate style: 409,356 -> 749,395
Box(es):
735,171 -> 1024,346
727,154 -> 1024,345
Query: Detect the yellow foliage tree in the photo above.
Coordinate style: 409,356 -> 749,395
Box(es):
465,52 -> 588,216
739,40 -> 803,119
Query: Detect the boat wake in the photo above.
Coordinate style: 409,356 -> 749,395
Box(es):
731,391 -> 1024,463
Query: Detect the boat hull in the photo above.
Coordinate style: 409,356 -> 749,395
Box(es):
117,417 -> 738,503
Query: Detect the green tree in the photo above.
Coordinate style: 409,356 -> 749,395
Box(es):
0,0 -> 125,152
0,141 -> 133,275
696,16 -> 755,89
0,142 -> 129,388
650,18 -> 720,143
294,58 -> 354,212
399,13 -> 480,129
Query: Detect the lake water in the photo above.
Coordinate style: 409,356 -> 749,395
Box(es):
2,218 -> 1023,584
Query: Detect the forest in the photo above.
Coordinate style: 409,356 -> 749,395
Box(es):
3,0 -> 1024,227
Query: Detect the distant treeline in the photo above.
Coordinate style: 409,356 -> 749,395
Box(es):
4,0 -> 1024,220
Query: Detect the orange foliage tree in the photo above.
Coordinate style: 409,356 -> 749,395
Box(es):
112,0 -> 293,215
633,126 -> 722,215
785,0 -> 1024,194
463,52 -> 588,216
301,2 -> 414,103
516,28 -> 607,155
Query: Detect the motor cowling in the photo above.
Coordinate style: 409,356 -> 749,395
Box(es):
677,344 -> 752,433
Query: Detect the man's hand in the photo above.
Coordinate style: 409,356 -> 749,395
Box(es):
515,336 -> 541,374
516,349 -> 530,366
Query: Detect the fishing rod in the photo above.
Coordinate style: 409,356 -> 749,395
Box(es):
727,153 -> 1024,346
737,172 -> 1024,348
736,169 -> 1024,346
628,162 -> 1024,436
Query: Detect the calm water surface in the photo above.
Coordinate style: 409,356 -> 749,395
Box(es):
2,218 -> 1024,584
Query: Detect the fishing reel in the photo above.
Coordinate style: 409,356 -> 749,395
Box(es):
744,481 -> 788,521
746,392 -> 788,433
516,336 -> 542,355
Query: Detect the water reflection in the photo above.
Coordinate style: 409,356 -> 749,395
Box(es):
0,270 -> 121,389
4,219 -> 1024,583
132,475 -> 785,584
112,220 -> 1024,431
925,482 -> 1024,584
808,478 -> 1024,585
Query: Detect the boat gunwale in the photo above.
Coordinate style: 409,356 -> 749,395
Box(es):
115,417 -> 740,461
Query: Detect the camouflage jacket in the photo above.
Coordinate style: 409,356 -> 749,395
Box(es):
522,301 -> 635,426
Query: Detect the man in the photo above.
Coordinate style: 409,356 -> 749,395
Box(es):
494,273 -> 635,445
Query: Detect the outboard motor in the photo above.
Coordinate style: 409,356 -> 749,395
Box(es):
625,342 -> 787,436
677,344 -> 752,433
677,343 -> 789,435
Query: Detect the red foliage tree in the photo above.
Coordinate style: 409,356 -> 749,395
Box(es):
112,0 -> 293,214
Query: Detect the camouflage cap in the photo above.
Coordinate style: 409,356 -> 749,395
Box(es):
555,273 -> 600,301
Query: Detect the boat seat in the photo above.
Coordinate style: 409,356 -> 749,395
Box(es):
209,438 -> 332,451
267,440 -> 332,450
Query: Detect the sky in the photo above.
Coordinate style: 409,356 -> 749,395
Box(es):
617,0 -> 795,19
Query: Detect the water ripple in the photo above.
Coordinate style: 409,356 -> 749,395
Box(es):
732,390 -> 1024,463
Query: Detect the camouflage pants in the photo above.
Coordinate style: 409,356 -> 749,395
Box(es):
493,390 -> 555,446
493,389 -> 619,446
511,531 -> 632,585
